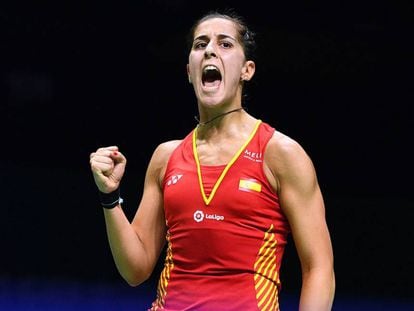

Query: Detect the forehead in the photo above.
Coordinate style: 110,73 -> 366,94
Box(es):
194,17 -> 238,39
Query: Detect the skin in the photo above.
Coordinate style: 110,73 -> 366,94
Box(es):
90,17 -> 335,311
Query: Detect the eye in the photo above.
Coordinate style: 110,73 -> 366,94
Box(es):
220,41 -> 233,49
193,41 -> 207,49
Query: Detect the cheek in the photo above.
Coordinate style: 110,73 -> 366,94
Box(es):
225,62 -> 244,82
188,59 -> 200,78
223,54 -> 245,76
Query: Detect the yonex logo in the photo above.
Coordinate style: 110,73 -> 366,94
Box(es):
166,174 -> 183,186
193,210 -> 224,223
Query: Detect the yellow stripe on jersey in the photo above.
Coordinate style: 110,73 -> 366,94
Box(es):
151,231 -> 174,310
254,225 -> 280,311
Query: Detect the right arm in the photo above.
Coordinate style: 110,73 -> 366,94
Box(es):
89,142 -> 179,286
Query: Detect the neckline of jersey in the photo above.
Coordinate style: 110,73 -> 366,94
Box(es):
192,119 -> 262,206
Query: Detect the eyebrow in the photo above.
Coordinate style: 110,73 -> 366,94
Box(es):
193,33 -> 237,42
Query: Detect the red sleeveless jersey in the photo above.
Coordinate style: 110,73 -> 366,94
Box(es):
150,120 -> 290,311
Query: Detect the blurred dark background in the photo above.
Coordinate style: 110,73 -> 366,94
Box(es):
1,0 -> 413,310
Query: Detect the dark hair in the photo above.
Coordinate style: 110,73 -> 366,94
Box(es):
186,9 -> 257,62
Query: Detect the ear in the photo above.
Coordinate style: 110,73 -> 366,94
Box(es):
187,64 -> 192,84
240,60 -> 256,81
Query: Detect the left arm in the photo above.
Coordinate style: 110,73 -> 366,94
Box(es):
265,132 -> 335,311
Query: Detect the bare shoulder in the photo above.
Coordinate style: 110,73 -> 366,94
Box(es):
151,139 -> 183,166
143,139 -> 183,187
141,140 -> 182,193
154,140 -> 183,156
265,130 -> 315,179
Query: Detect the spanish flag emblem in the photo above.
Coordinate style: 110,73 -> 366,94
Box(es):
239,179 -> 262,193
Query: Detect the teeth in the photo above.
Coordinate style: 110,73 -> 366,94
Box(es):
204,65 -> 218,72
202,65 -> 222,85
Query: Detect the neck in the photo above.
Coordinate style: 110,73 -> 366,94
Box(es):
195,107 -> 244,126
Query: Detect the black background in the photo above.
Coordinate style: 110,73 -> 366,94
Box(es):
1,0 -> 413,305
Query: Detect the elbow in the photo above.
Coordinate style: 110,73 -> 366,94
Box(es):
122,269 -> 152,287
114,257 -> 155,287
125,279 -> 143,287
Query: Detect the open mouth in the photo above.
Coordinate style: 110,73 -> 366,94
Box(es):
202,65 -> 222,88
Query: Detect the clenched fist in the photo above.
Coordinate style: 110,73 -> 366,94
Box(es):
90,146 -> 127,193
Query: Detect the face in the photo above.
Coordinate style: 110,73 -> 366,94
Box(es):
187,17 -> 255,108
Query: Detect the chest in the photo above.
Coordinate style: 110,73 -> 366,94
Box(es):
163,157 -> 276,230
195,137 -> 246,165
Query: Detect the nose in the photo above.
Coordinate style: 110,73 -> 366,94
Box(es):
204,42 -> 217,58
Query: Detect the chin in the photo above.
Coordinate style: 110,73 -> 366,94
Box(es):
198,96 -> 225,108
